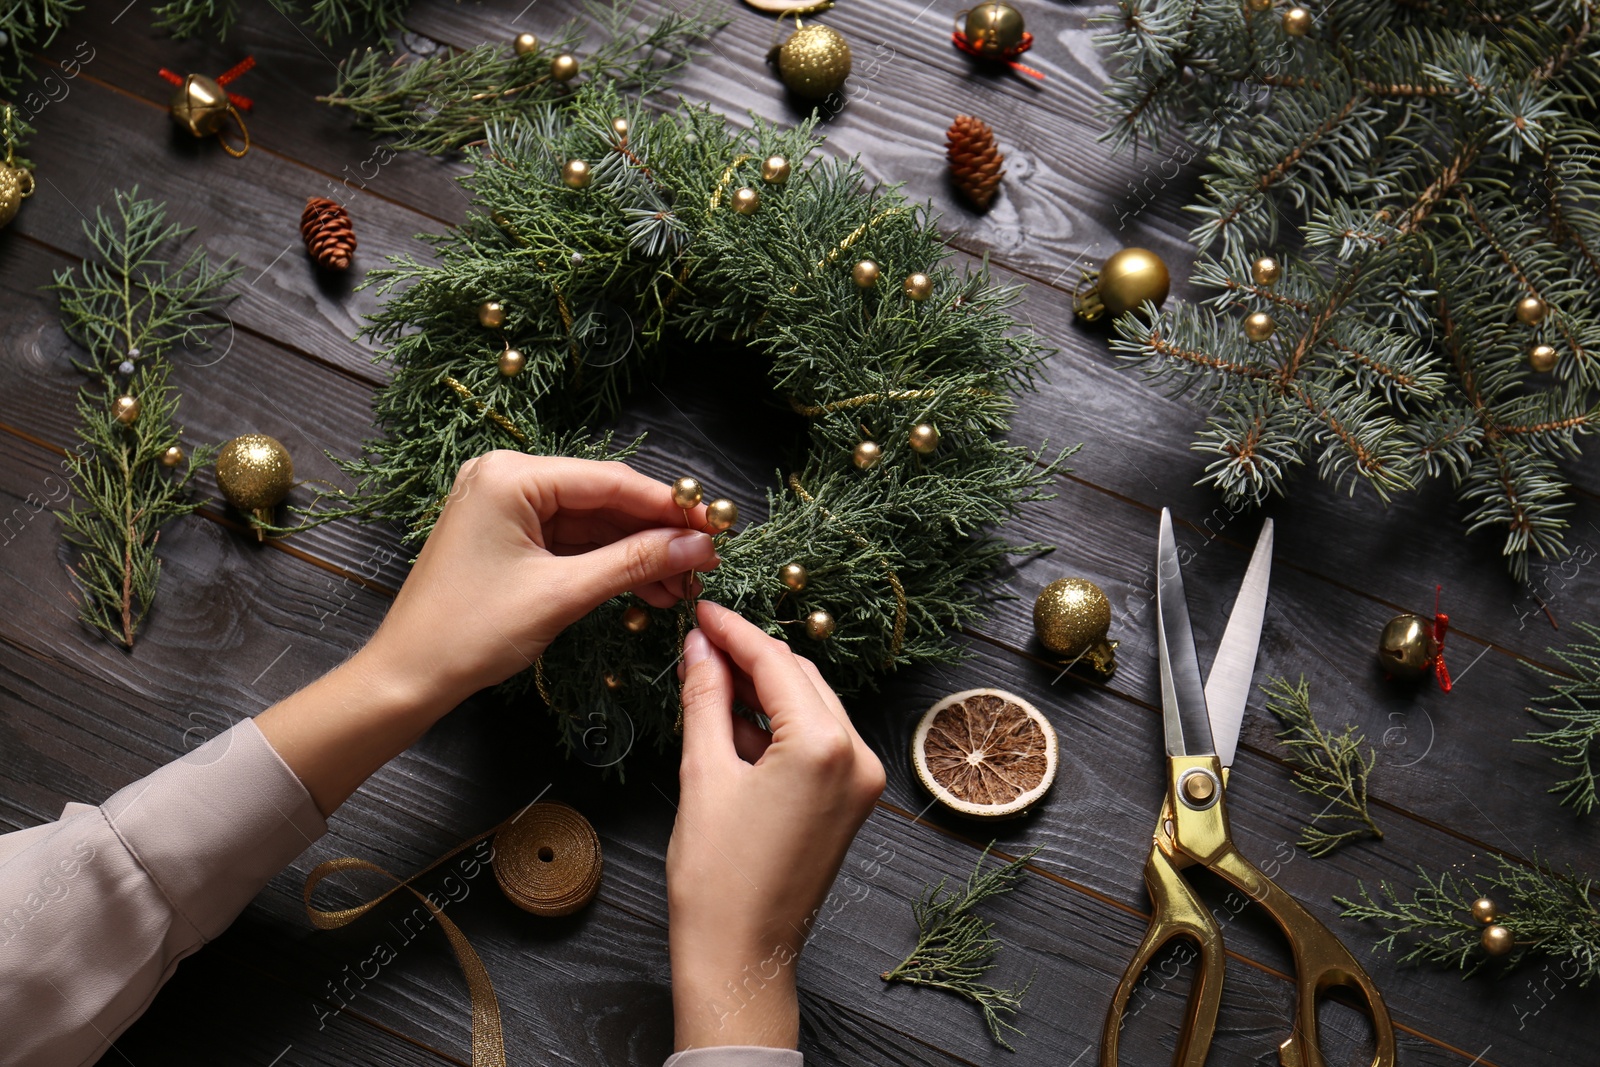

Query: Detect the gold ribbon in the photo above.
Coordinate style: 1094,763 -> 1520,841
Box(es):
440,374 -> 528,442
787,473 -> 907,662
787,386 -> 994,417
709,153 -> 753,211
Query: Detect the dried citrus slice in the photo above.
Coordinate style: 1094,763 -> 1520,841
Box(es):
911,688 -> 1058,819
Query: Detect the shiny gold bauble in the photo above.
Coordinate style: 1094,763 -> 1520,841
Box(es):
1075,248 -> 1171,322
1246,0 -> 1272,10
776,24 -> 852,100
672,476 -> 704,509
478,300 -> 507,328
1378,613 -> 1439,680
1244,310 -> 1277,342
853,440 -> 883,469
0,161 -> 34,229
1252,255 -> 1283,287
1481,923 -> 1514,957
498,347 -> 527,376
780,562 -> 809,591
112,395 -> 141,425
550,53 -> 580,82
904,272 -> 933,301
216,434 -> 295,529
513,32 -> 539,55
160,445 -> 185,468
909,423 -> 940,454
731,187 -> 761,215
1282,6 -> 1313,35
1529,344 -> 1558,373
169,73 -> 231,137
705,498 -> 739,532
562,159 -> 592,189
1033,577 -> 1118,674
761,155 -> 791,185
610,117 -> 629,138
1515,295 -> 1547,325
852,259 -> 880,289
621,604 -> 651,633
963,2 -> 1026,58
805,608 -> 836,640
1470,897 -> 1499,924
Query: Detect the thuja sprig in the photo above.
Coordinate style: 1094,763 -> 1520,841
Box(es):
882,843 -> 1040,1049
1519,621 -> 1600,814
153,0 -> 411,43
0,0 -> 79,95
1263,675 -> 1383,856
1337,855 -> 1600,984
50,188 -> 236,647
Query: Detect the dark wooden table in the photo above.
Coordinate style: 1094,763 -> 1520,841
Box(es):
3,2 -> 1597,1064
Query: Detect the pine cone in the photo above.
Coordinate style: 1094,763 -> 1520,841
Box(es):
945,115 -> 1005,210
300,196 -> 356,271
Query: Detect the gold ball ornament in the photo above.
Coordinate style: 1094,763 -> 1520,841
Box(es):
160,445 -> 185,468
780,563 -> 809,591
904,272 -> 933,302
622,604 -> 651,633
1282,6 -> 1313,35
1244,311 -> 1277,343
1252,255 -> 1283,287
853,440 -> 883,469
1033,577 -> 1118,675
1378,613 -> 1441,680
761,155 -> 791,185
498,347 -> 527,376
909,423 -> 940,454
963,3 -> 1026,58
805,608 -> 836,641
610,117 -> 629,138
705,498 -> 739,532
0,159 -> 35,230
671,476 -> 704,509
112,395 -> 141,425
1481,923 -> 1514,957
550,53 -> 580,82
1075,248 -> 1171,322
1529,344 -> 1558,373
478,300 -> 507,328
513,31 -> 539,55
1470,897 -> 1499,924
775,24 -> 852,100
562,159 -> 592,189
731,187 -> 761,215
1515,295 -> 1548,325
852,259 -> 880,289
1246,0 -> 1272,10
216,433 -> 295,534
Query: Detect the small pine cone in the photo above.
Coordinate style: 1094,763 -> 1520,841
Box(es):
945,115 -> 1005,210
300,196 -> 356,271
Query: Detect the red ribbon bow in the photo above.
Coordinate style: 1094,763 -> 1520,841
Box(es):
158,56 -> 257,111
1431,585 -> 1452,692
951,30 -> 1045,80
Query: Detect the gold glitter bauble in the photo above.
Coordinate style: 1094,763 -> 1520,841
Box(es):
1529,344 -> 1558,373
761,155 -> 791,184
909,424 -> 940,454
478,300 -> 507,328
498,348 -> 527,376
853,440 -> 883,469
1282,6 -> 1312,35
805,608 -> 836,640
852,259 -> 880,289
0,161 -> 34,229
622,605 -> 651,633
963,3 -> 1026,58
1378,613 -> 1439,680
776,24 -> 852,100
1516,295 -> 1547,325
705,498 -> 739,532
1244,311 -> 1276,342
904,272 -> 933,301
112,395 -> 141,425
731,187 -> 760,215
550,53 -> 580,82
780,563 -> 809,591
562,159 -> 592,189
1481,923 -> 1514,956
1252,255 -> 1283,287
160,445 -> 185,468
513,32 -> 539,55
1470,897 -> 1498,924
216,433 -> 295,530
1033,577 -> 1117,674
1075,248 -> 1170,322
672,476 -> 704,509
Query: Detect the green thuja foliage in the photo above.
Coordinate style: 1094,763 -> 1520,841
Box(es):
1521,621 -> 1600,813
152,0 -> 409,42
1095,0 -> 1600,580
0,0 -> 80,95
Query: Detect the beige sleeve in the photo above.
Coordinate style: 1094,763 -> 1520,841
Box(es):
663,1049 -> 804,1066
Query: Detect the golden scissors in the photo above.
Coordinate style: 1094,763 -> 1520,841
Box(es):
1100,510 -> 1396,1067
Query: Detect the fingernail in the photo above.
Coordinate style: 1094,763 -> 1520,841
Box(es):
667,531 -> 714,572
683,628 -> 711,668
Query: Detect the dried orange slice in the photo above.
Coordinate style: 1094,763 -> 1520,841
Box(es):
911,688 -> 1058,819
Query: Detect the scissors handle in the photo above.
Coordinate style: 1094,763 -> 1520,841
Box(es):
1210,846 -> 1398,1067
1100,837 -> 1225,1067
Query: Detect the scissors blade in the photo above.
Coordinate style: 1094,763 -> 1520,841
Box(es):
1157,508 -> 1215,758
1203,519 -> 1275,770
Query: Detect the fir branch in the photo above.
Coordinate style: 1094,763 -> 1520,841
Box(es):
1519,621 -> 1600,814
881,844 -> 1040,1049
49,188 -> 236,647
152,0 -> 406,42
1262,675 -> 1383,856
0,0 -> 79,95
1337,854 -> 1600,984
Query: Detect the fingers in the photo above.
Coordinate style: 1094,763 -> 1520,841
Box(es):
558,528 -> 719,613
527,456 -> 711,529
695,601 -> 837,735
679,629 -> 736,768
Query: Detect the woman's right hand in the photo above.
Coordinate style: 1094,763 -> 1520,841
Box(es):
666,600 -> 886,1052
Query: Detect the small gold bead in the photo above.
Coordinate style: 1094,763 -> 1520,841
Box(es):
1481,923 -> 1514,957
780,562 -> 809,591
1529,344 -> 1558,373
672,476 -> 704,509
562,159 -> 592,189
603,672 -> 624,691
478,300 -> 506,328
805,608 -> 835,641
909,423 -> 940,455
1251,255 -> 1283,287
622,605 -> 650,633
852,259 -> 880,289
705,498 -> 739,532
513,31 -> 539,55
1470,897 -> 1498,924
904,272 -> 933,302
1246,0 -> 1271,10
761,154 -> 791,185
498,347 -> 526,376
550,53 -> 580,82
611,116 -> 629,138
731,187 -> 760,215
161,445 -> 185,468
1281,5 -> 1312,35
1516,295 -> 1548,325
1244,310 -> 1276,342
112,395 -> 141,424
853,440 -> 883,469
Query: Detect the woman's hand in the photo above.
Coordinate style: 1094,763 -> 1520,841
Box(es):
667,600 -> 886,1052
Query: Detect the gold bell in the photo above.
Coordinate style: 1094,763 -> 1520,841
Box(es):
962,3 -> 1026,58
170,74 -> 250,157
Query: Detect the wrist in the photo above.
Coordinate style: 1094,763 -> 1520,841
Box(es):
670,938 -> 801,1051
348,633 -> 466,725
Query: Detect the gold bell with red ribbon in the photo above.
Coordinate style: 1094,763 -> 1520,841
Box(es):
160,58 -> 255,158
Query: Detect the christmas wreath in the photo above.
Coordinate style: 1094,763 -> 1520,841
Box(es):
325,84 -> 1063,765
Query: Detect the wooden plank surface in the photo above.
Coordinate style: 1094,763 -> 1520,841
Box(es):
3,1 -> 1598,1065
